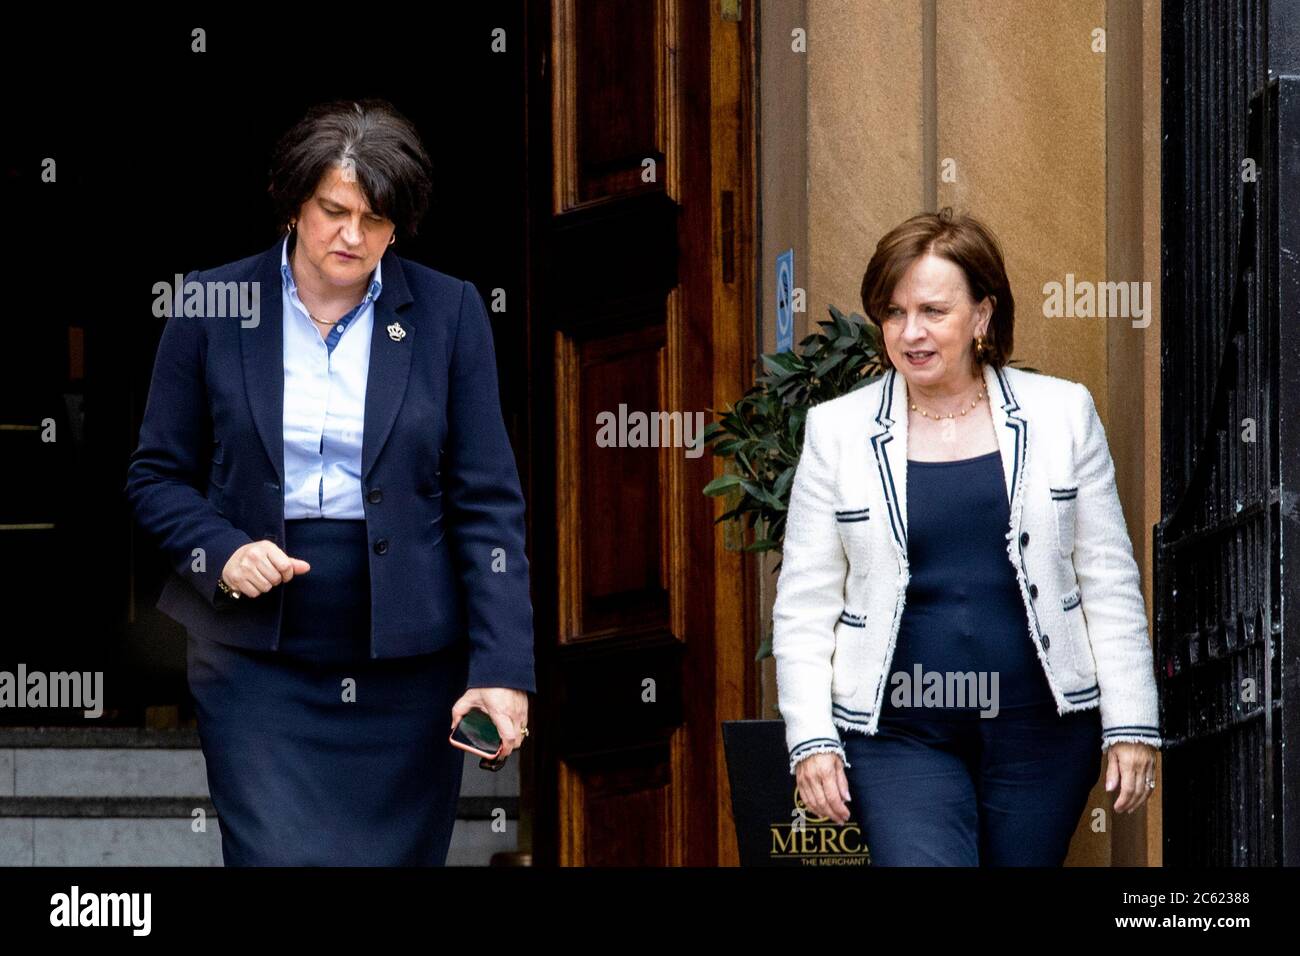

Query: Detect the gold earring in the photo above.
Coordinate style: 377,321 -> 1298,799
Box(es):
975,333 -> 987,359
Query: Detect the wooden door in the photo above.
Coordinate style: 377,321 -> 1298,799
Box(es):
521,0 -> 755,865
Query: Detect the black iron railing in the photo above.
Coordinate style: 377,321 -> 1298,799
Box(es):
1157,0 -> 1300,866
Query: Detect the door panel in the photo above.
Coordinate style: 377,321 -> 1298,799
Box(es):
525,0 -> 755,866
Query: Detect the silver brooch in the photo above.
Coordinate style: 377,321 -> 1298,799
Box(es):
387,321 -> 406,342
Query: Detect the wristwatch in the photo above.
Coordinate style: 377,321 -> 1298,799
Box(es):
216,577 -> 242,600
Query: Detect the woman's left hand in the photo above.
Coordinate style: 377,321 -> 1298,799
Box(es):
1105,742 -> 1157,813
451,688 -> 530,757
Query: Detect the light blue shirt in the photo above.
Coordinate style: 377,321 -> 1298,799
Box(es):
280,236 -> 383,519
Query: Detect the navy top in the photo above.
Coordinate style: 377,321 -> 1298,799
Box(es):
880,450 -> 1056,717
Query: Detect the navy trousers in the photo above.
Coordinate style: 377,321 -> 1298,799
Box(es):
842,701 -> 1103,866
187,517 -> 468,866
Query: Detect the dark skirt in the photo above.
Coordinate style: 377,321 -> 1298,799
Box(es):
186,517 -> 468,866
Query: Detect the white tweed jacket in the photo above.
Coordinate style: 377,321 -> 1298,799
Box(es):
773,361 -> 1162,774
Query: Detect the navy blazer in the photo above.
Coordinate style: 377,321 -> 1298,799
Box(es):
125,238 -> 536,694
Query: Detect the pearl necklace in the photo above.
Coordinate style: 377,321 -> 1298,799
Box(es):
909,386 -> 987,420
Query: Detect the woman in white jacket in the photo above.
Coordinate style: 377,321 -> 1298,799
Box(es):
773,208 -> 1159,865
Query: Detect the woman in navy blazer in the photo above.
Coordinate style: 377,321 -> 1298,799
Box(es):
125,99 -> 535,865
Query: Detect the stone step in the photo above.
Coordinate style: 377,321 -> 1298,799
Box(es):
0,728 -> 522,865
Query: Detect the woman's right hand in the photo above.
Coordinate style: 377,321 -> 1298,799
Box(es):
220,540 -> 311,598
795,752 -> 853,825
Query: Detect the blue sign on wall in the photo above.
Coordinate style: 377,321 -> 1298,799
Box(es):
776,248 -> 794,353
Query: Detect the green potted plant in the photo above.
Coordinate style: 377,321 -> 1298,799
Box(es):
707,305 -> 884,865
703,305 -> 887,656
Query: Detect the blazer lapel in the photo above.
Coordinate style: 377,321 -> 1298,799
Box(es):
869,367 -> 910,562
869,362 -> 1028,565
985,361 -> 1028,530
243,242 -> 287,488
360,250 -> 415,481
240,238 -> 416,490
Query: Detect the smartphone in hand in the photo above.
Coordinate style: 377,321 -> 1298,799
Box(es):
449,706 -> 507,771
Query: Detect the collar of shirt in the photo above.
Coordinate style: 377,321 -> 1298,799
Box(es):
280,235 -> 383,334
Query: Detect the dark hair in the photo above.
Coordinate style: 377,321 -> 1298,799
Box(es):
267,98 -> 433,241
859,207 -> 1015,369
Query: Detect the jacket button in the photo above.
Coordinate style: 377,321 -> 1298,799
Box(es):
367,488 -> 383,504
374,538 -> 389,555
1041,633 -> 1051,649
1029,583 -> 1039,599
1020,531 -> 1029,547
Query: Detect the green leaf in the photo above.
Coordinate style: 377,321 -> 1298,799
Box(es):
761,351 -> 802,375
739,481 -> 785,511
702,474 -> 745,496
773,466 -> 795,499
812,354 -> 843,378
